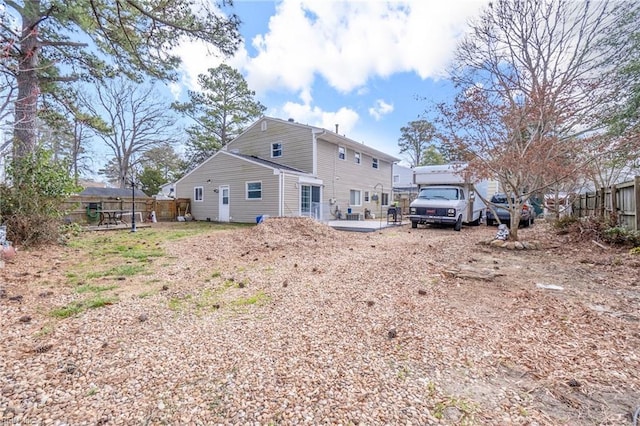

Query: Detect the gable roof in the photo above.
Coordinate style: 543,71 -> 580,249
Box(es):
174,149 -> 312,187
232,153 -> 307,174
229,116 -> 399,163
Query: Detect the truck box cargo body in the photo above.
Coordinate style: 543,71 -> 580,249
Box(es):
408,164 -> 487,231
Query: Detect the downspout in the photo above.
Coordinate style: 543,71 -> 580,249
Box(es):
279,170 -> 284,217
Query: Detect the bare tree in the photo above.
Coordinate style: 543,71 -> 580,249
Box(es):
81,78 -> 178,188
437,0 -> 633,239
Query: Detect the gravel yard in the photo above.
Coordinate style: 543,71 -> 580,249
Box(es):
1,217 -> 639,425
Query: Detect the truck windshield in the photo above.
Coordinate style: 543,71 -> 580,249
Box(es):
418,188 -> 460,200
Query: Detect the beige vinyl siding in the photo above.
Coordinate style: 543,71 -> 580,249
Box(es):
282,174 -> 301,217
316,139 -> 393,217
174,157 -> 217,220
176,153 -> 282,223
227,118 -> 314,173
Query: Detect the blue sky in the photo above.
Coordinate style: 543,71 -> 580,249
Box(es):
170,0 -> 490,165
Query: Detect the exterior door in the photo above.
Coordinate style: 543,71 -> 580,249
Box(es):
301,185 -> 321,219
219,186 -> 230,222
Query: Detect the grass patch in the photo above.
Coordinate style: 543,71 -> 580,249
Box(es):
58,223 -> 253,315
231,290 -> 269,307
86,264 -> 146,279
50,302 -> 85,318
168,294 -> 190,311
50,295 -> 118,318
432,396 -> 477,424
75,284 -> 118,294
138,289 -> 158,299
34,323 -> 55,338
85,295 -> 117,309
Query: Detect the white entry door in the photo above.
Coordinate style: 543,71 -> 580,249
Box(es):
219,186 -> 230,222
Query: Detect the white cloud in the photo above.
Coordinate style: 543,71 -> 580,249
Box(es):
368,99 -> 394,121
244,0 -> 488,96
171,38 -> 249,98
280,101 -> 359,136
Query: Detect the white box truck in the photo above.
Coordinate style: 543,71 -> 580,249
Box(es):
408,163 -> 487,231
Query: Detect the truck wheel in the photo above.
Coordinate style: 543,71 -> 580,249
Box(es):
411,221 -> 418,229
470,213 -> 482,226
486,218 -> 494,226
454,215 -> 463,231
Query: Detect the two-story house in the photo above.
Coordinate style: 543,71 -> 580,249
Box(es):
174,116 -> 398,223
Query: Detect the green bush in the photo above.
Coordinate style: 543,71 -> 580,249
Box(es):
603,227 -> 640,246
0,148 -> 80,246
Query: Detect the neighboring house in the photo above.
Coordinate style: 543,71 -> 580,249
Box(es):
174,116 -> 399,223
157,182 -> 176,199
392,164 -> 419,212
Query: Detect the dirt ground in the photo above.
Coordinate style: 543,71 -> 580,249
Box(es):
1,218 -> 639,425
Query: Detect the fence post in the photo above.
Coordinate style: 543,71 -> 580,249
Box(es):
635,176 -> 640,232
611,184 -> 618,226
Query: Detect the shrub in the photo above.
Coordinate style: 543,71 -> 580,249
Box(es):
603,227 -> 640,246
552,215 -> 579,232
557,215 -> 640,247
0,148 -> 80,247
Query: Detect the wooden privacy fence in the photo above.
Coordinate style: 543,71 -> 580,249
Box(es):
573,176 -> 640,231
62,196 -> 190,224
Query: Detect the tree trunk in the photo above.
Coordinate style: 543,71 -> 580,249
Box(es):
510,210 -> 521,240
14,1 -> 41,159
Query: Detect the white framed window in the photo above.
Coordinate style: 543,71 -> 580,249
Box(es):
272,142 -> 282,158
338,146 -> 346,160
393,174 -> 399,183
246,181 -> 262,200
261,121 -> 268,131
354,151 -> 361,165
349,189 -> 362,206
194,186 -> 203,202
364,191 -> 370,202
372,158 -> 379,169
381,192 -> 389,206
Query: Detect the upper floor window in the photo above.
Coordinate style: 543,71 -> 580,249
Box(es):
272,142 -> 282,158
338,146 -> 346,160
246,181 -> 262,200
372,158 -> 379,169
393,174 -> 399,183
354,151 -> 361,164
194,186 -> 203,202
261,121 -> 268,131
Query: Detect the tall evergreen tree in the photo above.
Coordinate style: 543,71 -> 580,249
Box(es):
173,64 -> 266,168
2,0 -> 241,159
